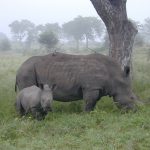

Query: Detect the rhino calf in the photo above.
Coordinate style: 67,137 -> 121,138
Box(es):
15,84 -> 54,120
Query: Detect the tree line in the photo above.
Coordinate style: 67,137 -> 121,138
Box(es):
4,16 -> 104,52
0,16 -> 150,54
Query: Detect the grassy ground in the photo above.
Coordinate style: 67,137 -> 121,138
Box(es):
0,51 -> 150,150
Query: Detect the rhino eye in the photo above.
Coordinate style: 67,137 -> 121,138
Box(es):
131,96 -> 134,100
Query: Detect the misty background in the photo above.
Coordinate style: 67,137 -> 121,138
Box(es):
0,0 -> 150,55
0,1 -> 150,148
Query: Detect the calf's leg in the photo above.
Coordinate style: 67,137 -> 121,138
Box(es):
31,108 -> 45,121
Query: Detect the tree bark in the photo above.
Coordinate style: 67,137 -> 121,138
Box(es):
90,0 -> 137,70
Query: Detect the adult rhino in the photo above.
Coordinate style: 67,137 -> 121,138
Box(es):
15,52 -> 138,111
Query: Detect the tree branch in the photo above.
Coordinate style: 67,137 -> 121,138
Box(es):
90,0 -> 114,24
90,0 -> 127,29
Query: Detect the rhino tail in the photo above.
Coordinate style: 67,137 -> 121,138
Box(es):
33,63 -> 39,87
15,78 -> 17,92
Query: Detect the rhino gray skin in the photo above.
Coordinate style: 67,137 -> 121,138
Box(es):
16,52 -> 138,111
16,84 -> 53,120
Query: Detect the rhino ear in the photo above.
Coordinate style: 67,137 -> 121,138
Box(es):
39,83 -> 44,90
124,66 -> 130,77
51,84 -> 57,91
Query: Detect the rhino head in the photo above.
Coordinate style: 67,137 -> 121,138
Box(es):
113,90 -> 138,111
40,84 -> 56,113
112,66 -> 140,111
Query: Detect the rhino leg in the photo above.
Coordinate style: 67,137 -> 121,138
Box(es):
31,108 -> 45,121
83,90 -> 100,112
15,99 -> 25,116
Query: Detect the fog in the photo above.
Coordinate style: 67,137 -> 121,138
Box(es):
0,0 -> 150,36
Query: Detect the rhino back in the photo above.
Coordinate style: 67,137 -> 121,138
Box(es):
35,53 -> 123,101
16,56 -> 43,90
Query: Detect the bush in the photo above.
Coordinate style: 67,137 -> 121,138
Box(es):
38,31 -> 58,52
0,38 -> 11,51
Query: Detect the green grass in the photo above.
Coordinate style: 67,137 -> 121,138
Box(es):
0,51 -> 150,150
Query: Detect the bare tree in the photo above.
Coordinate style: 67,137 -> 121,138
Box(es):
90,0 -> 137,70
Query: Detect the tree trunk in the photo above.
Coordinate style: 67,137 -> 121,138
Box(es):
90,0 -> 137,70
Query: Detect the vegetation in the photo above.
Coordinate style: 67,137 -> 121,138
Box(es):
0,16 -> 148,54
0,38 -> 11,51
7,17 -> 104,52
0,48 -> 149,150
9,20 -> 35,42
62,16 -> 104,49
38,31 -> 58,52
0,33 -> 11,51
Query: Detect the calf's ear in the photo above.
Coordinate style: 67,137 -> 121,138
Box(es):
39,83 -> 44,90
51,84 -> 57,91
124,66 -> 130,77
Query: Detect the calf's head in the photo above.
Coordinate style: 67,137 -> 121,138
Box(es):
40,84 -> 56,112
